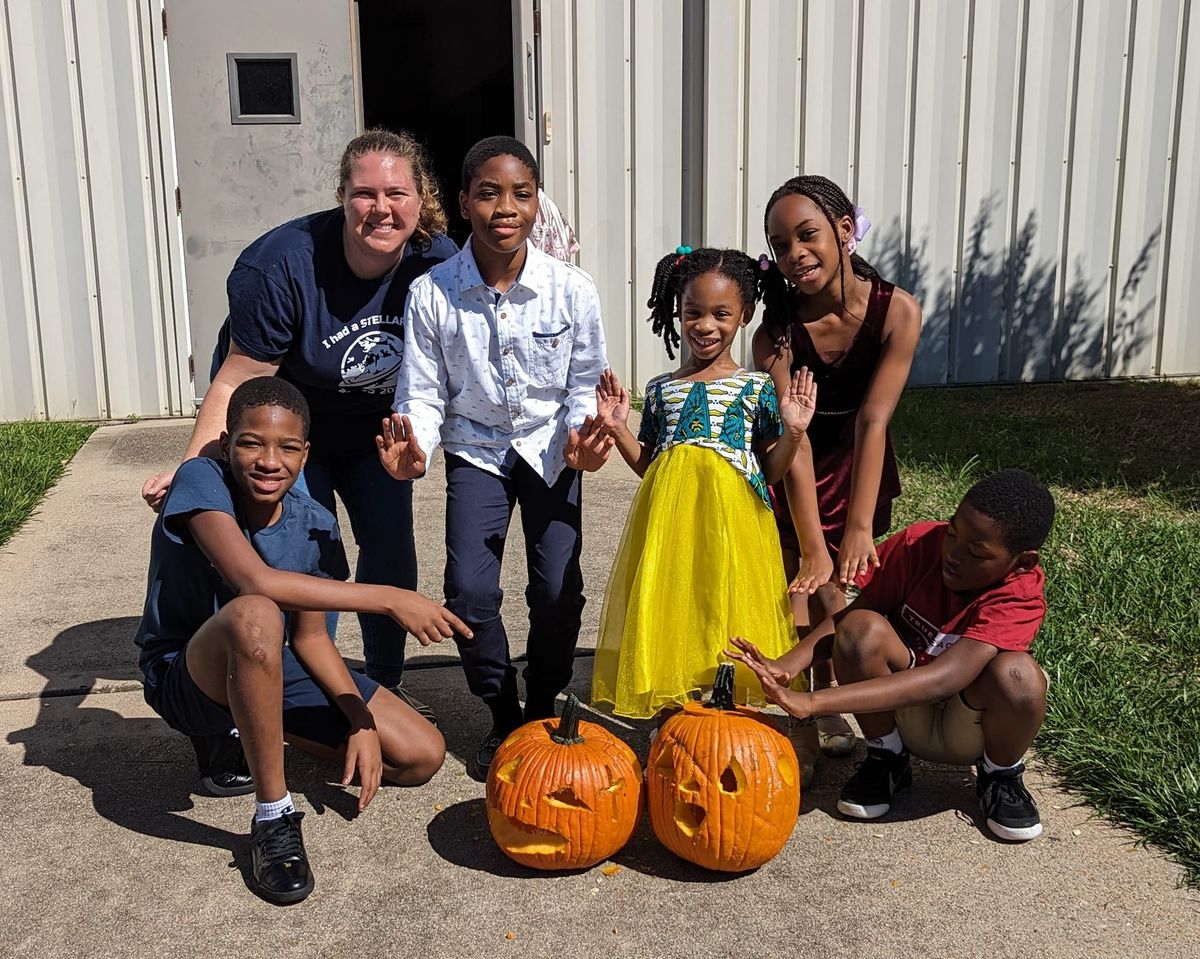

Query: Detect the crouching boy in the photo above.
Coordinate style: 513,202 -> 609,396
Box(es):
730,469 -> 1054,841
135,377 -> 470,904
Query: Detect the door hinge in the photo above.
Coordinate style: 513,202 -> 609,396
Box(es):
533,8 -> 541,38
162,8 -> 167,39
188,353 -> 195,381
175,186 -> 182,214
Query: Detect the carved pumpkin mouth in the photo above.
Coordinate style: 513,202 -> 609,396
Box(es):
674,801 -> 707,836
487,808 -> 570,855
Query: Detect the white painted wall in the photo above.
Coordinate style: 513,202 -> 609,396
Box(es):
1,0 -> 1197,420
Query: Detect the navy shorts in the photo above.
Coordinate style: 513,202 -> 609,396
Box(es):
144,644 -> 381,748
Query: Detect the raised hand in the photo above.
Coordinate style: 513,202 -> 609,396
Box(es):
594,368 -> 631,432
724,636 -> 794,686
565,414 -> 616,472
376,413 -> 428,480
780,366 -> 817,440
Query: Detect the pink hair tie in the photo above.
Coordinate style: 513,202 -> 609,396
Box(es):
758,254 -> 770,271
846,206 -> 871,255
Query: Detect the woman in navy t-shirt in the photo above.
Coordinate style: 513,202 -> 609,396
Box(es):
142,129 -> 456,708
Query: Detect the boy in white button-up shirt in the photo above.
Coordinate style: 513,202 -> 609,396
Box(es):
382,136 -> 611,780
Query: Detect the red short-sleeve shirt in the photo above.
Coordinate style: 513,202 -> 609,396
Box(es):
855,521 -> 1046,666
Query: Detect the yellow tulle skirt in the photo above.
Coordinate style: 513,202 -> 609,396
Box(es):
591,443 -> 797,719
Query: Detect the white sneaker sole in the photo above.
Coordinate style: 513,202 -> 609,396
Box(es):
986,817 -> 1043,842
837,799 -> 890,819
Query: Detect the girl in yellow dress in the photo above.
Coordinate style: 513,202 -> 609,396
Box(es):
591,247 -> 816,719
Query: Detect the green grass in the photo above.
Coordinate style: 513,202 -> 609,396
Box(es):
0,422 -> 96,548
892,381 -> 1200,884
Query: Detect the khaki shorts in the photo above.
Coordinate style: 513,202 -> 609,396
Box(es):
896,692 -> 984,766
895,651 -> 1048,766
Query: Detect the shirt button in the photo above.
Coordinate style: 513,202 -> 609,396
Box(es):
501,346 -> 512,356
506,377 -> 515,386
515,440 -> 522,447
500,312 -> 508,319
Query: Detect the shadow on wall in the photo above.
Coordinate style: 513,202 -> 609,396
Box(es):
868,197 -> 1160,386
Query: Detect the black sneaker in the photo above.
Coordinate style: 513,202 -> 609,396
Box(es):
250,811 -> 315,905
977,760 -> 1043,841
191,731 -> 254,797
837,747 -> 912,819
466,725 -> 511,783
388,683 -> 438,726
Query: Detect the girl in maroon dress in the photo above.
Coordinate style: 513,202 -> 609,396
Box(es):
752,175 -> 922,773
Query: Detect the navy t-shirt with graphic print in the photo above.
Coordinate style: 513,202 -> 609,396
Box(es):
223,209 -> 457,454
134,456 -> 350,688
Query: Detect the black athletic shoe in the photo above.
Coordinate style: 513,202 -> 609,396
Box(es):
466,725 -> 511,783
388,683 -> 438,726
977,760 -> 1043,841
191,731 -> 254,797
837,747 -> 913,819
250,811 -> 315,905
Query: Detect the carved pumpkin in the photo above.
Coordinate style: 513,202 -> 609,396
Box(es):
486,694 -> 642,870
647,663 -> 799,871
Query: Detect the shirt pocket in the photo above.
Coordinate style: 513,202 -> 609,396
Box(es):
528,324 -> 572,383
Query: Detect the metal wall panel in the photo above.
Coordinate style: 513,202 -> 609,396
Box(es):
0,0 -> 186,421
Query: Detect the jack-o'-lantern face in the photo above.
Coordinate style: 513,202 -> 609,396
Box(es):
486,696 -> 642,870
647,664 -> 800,872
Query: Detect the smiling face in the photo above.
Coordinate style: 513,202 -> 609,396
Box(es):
339,151 -> 421,278
679,271 -> 749,365
459,153 -> 538,259
220,404 -> 309,526
941,502 -> 1033,593
765,193 -> 854,294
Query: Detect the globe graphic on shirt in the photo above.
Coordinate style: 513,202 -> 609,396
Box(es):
339,330 -> 404,394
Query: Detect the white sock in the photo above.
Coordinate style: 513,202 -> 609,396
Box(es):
867,727 -> 905,754
980,752 -> 1021,774
254,792 -> 295,823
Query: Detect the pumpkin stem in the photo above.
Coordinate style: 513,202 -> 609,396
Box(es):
550,693 -> 586,745
707,662 -> 736,711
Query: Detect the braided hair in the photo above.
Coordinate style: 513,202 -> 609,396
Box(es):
646,248 -> 771,359
760,175 -> 880,342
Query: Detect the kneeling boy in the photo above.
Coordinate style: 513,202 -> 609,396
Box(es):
731,468 -> 1054,841
135,377 -> 469,904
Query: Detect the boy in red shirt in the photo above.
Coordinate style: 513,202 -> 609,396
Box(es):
730,469 -> 1054,841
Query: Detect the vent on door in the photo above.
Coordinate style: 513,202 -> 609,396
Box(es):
226,53 -> 300,124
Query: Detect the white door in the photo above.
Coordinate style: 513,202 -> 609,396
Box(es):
511,0 -> 542,163
164,0 -> 359,395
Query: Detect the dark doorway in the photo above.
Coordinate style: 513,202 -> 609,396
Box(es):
357,0 -> 515,245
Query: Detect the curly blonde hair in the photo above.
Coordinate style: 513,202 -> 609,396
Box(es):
336,129 -> 448,253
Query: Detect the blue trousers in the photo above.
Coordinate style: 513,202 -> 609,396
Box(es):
443,453 -> 585,715
302,446 -> 416,688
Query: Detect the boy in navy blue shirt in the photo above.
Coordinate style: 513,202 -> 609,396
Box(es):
135,377 -> 469,904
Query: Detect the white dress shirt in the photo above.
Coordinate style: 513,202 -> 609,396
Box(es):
393,238 -> 607,486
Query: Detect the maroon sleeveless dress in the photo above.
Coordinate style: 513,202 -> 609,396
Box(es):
772,276 -> 902,556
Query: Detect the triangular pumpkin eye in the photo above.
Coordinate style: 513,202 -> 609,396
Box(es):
545,787 -> 592,811
718,758 -> 746,795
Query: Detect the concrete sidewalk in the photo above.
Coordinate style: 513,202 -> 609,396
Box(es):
1,421 -> 1196,959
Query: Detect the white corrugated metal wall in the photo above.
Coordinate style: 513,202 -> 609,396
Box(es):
0,0 -> 189,421
544,0 -> 1199,389
1,0 -> 1196,420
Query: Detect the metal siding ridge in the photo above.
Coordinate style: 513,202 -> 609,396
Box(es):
624,0 -> 635,386
901,0 -> 920,273
1103,0 -> 1138,378
1153,0 -> 1191,377
739,0 -> 752,261
1051,0 -> 1085,380
1,0 -> 48,419
798,0 -> 808,170
63,0 -> 110,419
948,0 -> 977,385
1001,0 -> 1032,382
849,0 -> 864,198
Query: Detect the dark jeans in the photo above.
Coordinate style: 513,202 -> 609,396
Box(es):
302,445 -> 417,688
443,452 -> 585,715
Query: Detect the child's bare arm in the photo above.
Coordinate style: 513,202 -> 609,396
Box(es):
186,510 -> 472,644
290,613 -> 383,812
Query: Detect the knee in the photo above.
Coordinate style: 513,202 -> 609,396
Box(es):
222,595 -> 284,663
809,582 -> 844,622
444,568 -> 502,622
526,572 -> 583,614
401,728 -> 446,786
984,652 -> 1047,710
833,609 -> 892,665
